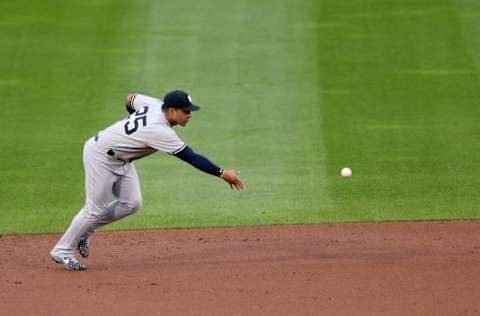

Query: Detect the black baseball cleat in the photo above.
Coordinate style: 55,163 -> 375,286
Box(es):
78,236 -> 90,258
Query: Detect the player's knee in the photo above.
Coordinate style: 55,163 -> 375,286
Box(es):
125,198 -> 142,214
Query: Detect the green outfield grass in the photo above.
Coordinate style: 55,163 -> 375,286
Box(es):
1,0 -> 479,234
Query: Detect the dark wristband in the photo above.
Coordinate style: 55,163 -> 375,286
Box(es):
125,93 -> 137,114
126,104 -> 135,114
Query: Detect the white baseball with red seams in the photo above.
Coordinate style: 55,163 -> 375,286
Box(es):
340,167 -> 352,177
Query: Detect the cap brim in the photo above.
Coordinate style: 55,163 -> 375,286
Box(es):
184,104 -> 201,112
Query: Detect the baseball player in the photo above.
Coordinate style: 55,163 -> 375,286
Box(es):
50,90 -> 245,270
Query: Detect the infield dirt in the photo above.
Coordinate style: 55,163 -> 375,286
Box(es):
1,221 -> 480,315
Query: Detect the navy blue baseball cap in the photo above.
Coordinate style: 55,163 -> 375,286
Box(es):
162,90 -> 200,112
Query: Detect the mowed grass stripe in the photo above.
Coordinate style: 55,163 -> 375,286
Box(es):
318,0 -> 480,221
108,0 -> 332,231
0,0 -> 147,233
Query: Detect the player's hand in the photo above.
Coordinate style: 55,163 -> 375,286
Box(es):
220,169 -> 245,191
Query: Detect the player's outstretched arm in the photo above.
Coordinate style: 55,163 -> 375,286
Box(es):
174,145 -> 245,191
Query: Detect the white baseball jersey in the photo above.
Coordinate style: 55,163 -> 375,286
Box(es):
96,93 -> 186,161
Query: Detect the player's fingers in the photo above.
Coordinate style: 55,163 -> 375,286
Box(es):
235,180 -> 244,191
235,180 -> 242,189
229,183 -> 234,190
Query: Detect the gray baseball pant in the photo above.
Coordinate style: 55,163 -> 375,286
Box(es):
51,137 -> 142,258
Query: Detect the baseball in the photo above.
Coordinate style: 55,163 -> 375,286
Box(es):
340,167 -> 352,177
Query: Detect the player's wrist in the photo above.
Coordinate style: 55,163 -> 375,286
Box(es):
220,169 -> 235,181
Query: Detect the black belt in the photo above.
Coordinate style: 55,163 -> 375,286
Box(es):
107,149 -> 130,162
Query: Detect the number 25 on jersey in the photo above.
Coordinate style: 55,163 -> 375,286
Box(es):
124,106 -> 149,135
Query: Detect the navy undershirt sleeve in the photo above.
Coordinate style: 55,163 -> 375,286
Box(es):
173,145 -> 223,177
